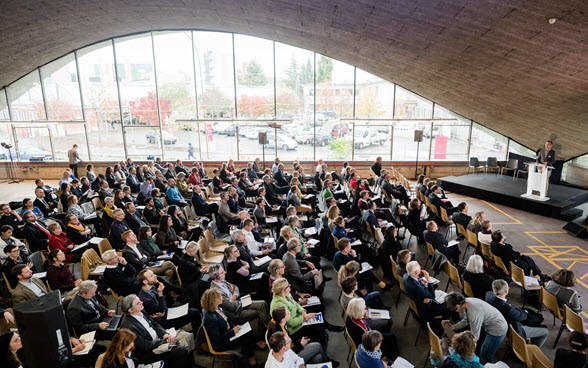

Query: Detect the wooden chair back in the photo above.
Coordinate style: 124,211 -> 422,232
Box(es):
81,248 -> 105,280
331,234 -> 339,252
98,238 -> 113,256
440,207 -> 451,224
203,326 -> 233,356
510,324 -> 531,365
493,255 -> 510,276
540,287 -> 563,321
427,322 -> 444,364
390,257 -> 405,293
480,241 -> 492,259
565,305 -> 585,333
3,273 -> 14,294
463,280 -> 474,297
446,262 -> 463,290
466,230 -> 478,247
531,350 -> 554,368
456,223 -> 467,238
92,197 -> 103,213
426,242 -> 434,258
408,298 -> 420,319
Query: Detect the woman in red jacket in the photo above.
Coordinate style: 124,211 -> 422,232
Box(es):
47,222 -> 81,263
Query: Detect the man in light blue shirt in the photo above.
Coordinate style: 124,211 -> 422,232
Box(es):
140,177 -> 155,198
165,179 -> 188,208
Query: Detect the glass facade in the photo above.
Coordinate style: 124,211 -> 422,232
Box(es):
0,30 -> 543,164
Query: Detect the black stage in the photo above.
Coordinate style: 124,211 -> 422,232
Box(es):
437,174 -> 588,221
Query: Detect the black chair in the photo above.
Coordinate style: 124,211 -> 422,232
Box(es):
467,157 -> 484,174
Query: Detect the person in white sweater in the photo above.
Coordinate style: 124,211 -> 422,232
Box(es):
266,331 -> 305,368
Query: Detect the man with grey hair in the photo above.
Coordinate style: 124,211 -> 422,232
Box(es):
66,280 -> 116,338
108,208 -> 130,250
445,291 -> 507,364
208,264 -> 270,336
282,238 -> 319,295
485,279 -> 548,348
120,294 -> 190,368
102,249 -> 141,296
403,260 -> 448,323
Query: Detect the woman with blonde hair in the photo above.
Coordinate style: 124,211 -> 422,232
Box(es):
467,211 -> 485,234
178,241 -> 208,309
99,328 -> 137,368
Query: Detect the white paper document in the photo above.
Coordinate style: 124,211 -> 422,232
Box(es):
302,312 -> 324,326
305,194 -> 315,199
447,240 -> 459,247
90,237 -> 103,244
157,252 -> 174,260
392,357 -> 414,368
305,227 -> 317,236
314,269 -> 323,289
250,272 -> 264,280
350,239 -> 362,247
84,212 -> 97,221
368,309 -> 390,319
73,331 -> 96,355
266,217 -> 278,223
513,276 -> 540,287
93,265 -> 106,274
72,242 -> 91,252
305,296 -> 321,307
230,322 -> 252,341
435,290 -> 448,304
178,240 -> 188,249
307,239 -> 320,246
253,256 -> 272,266
33,272 -> 47,278
359,262 -> 373,274
167,303 -> 189,320
241,295 -> 252,308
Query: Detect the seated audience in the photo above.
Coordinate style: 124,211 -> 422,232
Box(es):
22,211 -> 50,253
65,214 -> 92,244
2,244 -> 35,288
11,264 -> 48,305
490,230 -> 547,281
0,204 -> 24,238
395,250 -> 411,278
121,230 -> 176,282
451,202 -> 471,240
545,269 -> 582,313
48,222 -> 81,263
109,208 -> 131,250
155,214 -> 182,252
477,220 -> 493,245
66,280 -> 116,339
555,331 -> 588,368
403,261 -> 448,322
98,328 -> 137,368
340,276 -> 385,310
485,279 -> 548,348
282,239 -> 320,295
467,212 -> 485,234
165,179 -> 188,208
449,331 -> 484,368
423,221 -> 460,264
355,331 -> 392,368
462,255 -> 495,300
102,249 -> 141,296
124,202 -> 147,235
46,249 -> 81,296
379,225 -> 402,278
0,225 -> 26,262
178,241 -> 209,309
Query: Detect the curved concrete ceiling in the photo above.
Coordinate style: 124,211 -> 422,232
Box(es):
1,0 -> 587,160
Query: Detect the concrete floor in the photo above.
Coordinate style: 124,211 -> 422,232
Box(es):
2,179 -> 587,367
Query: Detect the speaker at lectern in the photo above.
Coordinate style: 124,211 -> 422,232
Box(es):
521,163 -> 552,201
13,291 -> 72,368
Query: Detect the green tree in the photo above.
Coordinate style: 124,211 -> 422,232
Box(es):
199,86 -> 233,118
284,56 -> 298,91
317,55 -> 333,83
329,136 -> 351,159
300,59 -> 313,84
158,82 -> 195,120
237,59 -> 267,86
356,89 -> 385,118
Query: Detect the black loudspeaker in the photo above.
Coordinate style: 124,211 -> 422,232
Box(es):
414,130 -> 424,142
562,222 -> 588,238
13,291 -> 72,368
258,132 -> 268,144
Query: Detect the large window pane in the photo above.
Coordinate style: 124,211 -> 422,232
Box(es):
508,140 -> 536,158
430,106 -> 470,161
355,70 -> 394,118
199,122 -> 238,161
0,124 -> 15,162
13,125 -> 53,161
114,34 -> 159,127
153,31 -> 199,161
194,32 -> 235,118
315,55 -> 354,161
275,43 -> 314,160
124,126 -> 163,160
470,122 -> 508,161
40,54 -> 83,121
7,71 -> 46,121
50,124 -> 88,161
78,41 -> 124,160
235,35 -> 274,119
393,121 -> 431,161
352,121 -> 392,161
0,89 -> 9,120
237,121 -> 271,161
394,86 -> 432,119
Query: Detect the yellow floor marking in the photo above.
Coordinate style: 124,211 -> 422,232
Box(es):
583,312 -> 588,319
481,200 -> 523,224
580,272 -> 588,280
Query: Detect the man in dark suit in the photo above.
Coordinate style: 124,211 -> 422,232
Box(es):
247,162 -> 258,181
273,164 -> 289,187
190,186 -> 218,217
120,294 -> 190,368
490,230 -> 546,280
451,202 -> 471,240
22,211 -> 50,253
35,179 -> 58,206
2,244 -> 35,288
485,279 -> 548,348
124,202 -> 147,235
0,204 -> 25,238
403,261 -> 449,322
102,249 -> 141,296
428,185 -> 457,216
536,140 -> 556,166
143,197 -> 163,225
381,173 -> 409,206
34,187 -> 54,218
98,180 -> 114,204
121,231 -> 176,282
91,174 -> 106,192
109,209 -> 131,250
423,221 -> 460,264
126,166 -> 141,193
66,280 -> 116,339
174,159 -> 189,175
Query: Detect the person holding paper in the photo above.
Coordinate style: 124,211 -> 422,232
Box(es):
485,279 -> 548,348
333,239 -> 390,293
267,307 -> 338,366
403,261 -> 450,325
48,222 -> 81,263
208,264 -> 270,337
282,239 -> 322,295
120,295 -> 191,368
137,269 -> 201,333
268,260 -> 321,311
65,214 -> 92,245
178,241 -> 210,309
242,219 -> 276,256
423,221 -> 460,264
270,278 -> 331,347
201,289 -> 263,367
346,298 -> 399,361
46,249 -> 82,295
332,216 -> 356,244
121,231 -> 177,283
224,245 -> 257,292
66,280 -> 116,339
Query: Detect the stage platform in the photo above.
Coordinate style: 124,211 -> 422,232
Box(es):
437,174 -> 588,221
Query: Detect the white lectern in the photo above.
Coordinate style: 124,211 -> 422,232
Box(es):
521,163 -> 552,201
